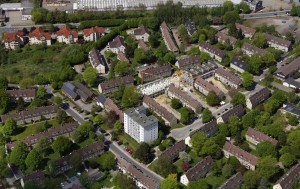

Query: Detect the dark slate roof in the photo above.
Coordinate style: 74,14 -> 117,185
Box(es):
231,57 -> 247,71
185,19 -> 197,35
248,87 -> 271,108
285,78 -> 300,88
218,172 -> 243,189
160,140 -> 186,162
62,82 -> 78,99
89,48 -> 108,69
22,171 -> 45,186
97,95 -> 106,105
7,89 -> 36,98
283,103 -> 300,117
73,82 -> 94,102
185,156 -> 213,181
275,57 -> 300,78
220,105 -> 245,123
274,163 -> 300,189
190,119 -> 218,137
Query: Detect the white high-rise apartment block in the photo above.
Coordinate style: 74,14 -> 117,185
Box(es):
124,106 -> 158,143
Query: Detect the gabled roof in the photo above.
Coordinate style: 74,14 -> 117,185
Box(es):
275,57 -> 300,78
99,75 -> 134,92
215,67 -> 242,86
29,27 -> 51,40
265,33 -> 291,48
89,48 -> 108,68
160,21 -> 178,52
185,156 -> 213,181
216,32 -> 237,45
73,82 -> 94,101
62,82 -> 78,99
133,25 -> 149,35
283,103 -> 300,117
117,51 -> 129,62
241,42 -> 267,55
7,89 -> 36,98
4,31 -> 24,43
274,163 -> 300,189
200,41 -> 225,58
223,142 -> 258,166
176,55 -> 201,68
104,97 -> 124,122
138,40 -> 149,51
57,25 -> 78,38
108,35 -> 125,48
231,57 -> 247,71
218,172 -> 243,189
248,87 -> 271,108
83,26 -> 105,36
246,127 -> 278,146
195,76 -> 224,97
235,23 -> 256,37
141,64 -> 172,78
220,105 -> 245,123
160,140 -> 186,162
190,119 -> 218,137
22,171 -> 45,186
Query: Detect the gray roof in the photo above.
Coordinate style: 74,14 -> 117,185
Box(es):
231,57 -> 247,70
218,172 -> 243,189
97,95 -> 106,105
275,163 -> 300,189
283,103 -> 300,117
124,106 -> 158,128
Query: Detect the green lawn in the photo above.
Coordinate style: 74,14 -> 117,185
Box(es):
174,159 -> 184,174
171,123 -> 184,130
11,120 -> 59,141
79,138 -> 96,148
118,133 -> 139,151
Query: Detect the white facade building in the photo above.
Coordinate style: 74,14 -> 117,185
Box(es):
124,106 -> 158,143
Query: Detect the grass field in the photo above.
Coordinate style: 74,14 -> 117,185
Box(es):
118,133 -> 139,151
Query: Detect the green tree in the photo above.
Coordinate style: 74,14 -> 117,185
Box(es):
19,78 -> 34,89
280,153 -> 297,168
113,173 -> 137,189
121,86 -> 141,108
206,91 -> 221,106
93,114 -> 103,125
25,149 -> 43,171
51,136 -> 72,156
243,171 -> 261,189
170,98 -> 182,109
179,107 -> 190,124
149,32 -> 161,48
83,67 -> 97,87
134,143 -> 154,164
115,61 -> 130,76
179,151 -> 191,163
152,157 -> 177,177
53,96 -> 63,107
0,158 -> 10,177
35,136 -> 52,157
3,118 -> 17,136
36,86 -> 47,99
0,89 -> 9,114
231,92 -> 245,106
163,52 -> 176,64
70,152 -> 82,171
241,72 -> 254,90
240,2 -> 251,13
0,76 -> 8,90
252,33 -> 267,48
98,152 -> 116,171
202,108 -> 213,123
286,113 -> 299,126
188,179 -> 209,189
223,10 -> 240,25
256,141 -> 277,158
228,116 -> 241,136
222,164 -> 234,178
160,174 -> 178,189
191,132 -> 208,155
9,142 -> 29,170
56,109 -> 68,124
256,156 -> 279,179
200,138 -> 220,158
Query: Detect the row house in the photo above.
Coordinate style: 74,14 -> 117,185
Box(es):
117,157 -> 159,189
175,55 -> 200,69
223,142 -> 258,170
3,30 -> 25,49
83,26 -> 105,42
20,171 -> 45,188
275,57 -> 300,79
61,82 -> 94,102
139,64 -> 172,83
283,78 -> 300,90
56,25 -> 78,44
88,48 -> 109,74
185,119 -> 218,147
98,75 -> 134,94
53,141 -> 105,175
117,51 -> 129,62
180,156 -> 213,186
138,40 -> 149,51
214,67 -> 242,89
5,122 -> 79,152
7,89 -> 36,102
230,57 -> 247,73
166,84 -> 202,113
194,76 -> 224,98
265,33 -> 291,52
29,27 -> 51,46
215,32 -> 237,45
241,42 -> 267,57
0,105 -> 58,125
199,41 -> 225,62
143,95 -> 177,126
246,87 -> 271,109
97,95 -> 124,122
160,21 -> 178,53
218,172 -> 243,189
107,35 -> 126,53
159,140 -> 186,162
273,163 -> 300,189
235,23 -> 256,38
182,60 -> 218,79
246,127 -> 278,149
131,25 -> 150,42
217,105 -> 245,124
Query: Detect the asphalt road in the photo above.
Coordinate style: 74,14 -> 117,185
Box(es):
241,10 -> 290,19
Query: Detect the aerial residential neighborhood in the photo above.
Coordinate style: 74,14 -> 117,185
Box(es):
1,0 -> 300,188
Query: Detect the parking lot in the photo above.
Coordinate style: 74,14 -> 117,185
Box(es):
5,11 -> 34,27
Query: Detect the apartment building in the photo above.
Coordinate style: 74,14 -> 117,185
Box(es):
223,142 -> 258,170
88,48 -> 109,74
199,41 -> 225,62
98,75 -> 134,94
275,57 -> 300,79
0,105 -> 58,125
107,35 -> 126,53
83,26 -> 105,42
131,25 -> 150,42
235,23 -> 256,38
246,87 -> 271,109
194,76 -> 224,98
273,163 -> 300,189
216,32 -> 237,45
166,84 -> 202,113
180,156 -> 213,186
217,105 -> 245,124
160,21 -> 178,53
175,55 -> 201,69
265,33 -> 291,52
56,25 -> 78,44
138,64 -> 172,83
218,172 -> 243,189
29,27 -> 51,46
7,89 -> 36,102
159,140 -> 186,162
241,42 -> 267,57
3,30 -> 25,49
246,127 -> 278,149
124,106 -> 158,143
215,67 -> 242,89
230,57 -> 247,73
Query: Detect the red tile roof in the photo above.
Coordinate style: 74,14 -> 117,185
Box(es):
29,27 -> 51,40
57,25 -> 78,38
4,31 -> 24,43
83,26 -> 105,36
